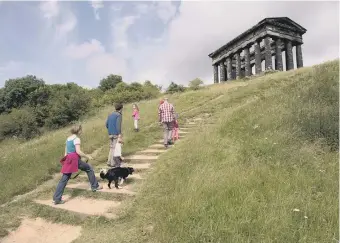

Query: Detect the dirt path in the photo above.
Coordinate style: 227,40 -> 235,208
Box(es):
0,116 -> 206,243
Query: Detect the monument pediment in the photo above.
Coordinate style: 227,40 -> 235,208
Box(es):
263,17 -> 307,34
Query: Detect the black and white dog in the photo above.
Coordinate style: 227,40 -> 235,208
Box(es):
99,167 -> 134,189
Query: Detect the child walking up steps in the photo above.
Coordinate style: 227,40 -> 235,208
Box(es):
132,104 -> 140,132
172,113 -> 179,142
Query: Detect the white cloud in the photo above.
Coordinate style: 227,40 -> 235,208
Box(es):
55,12 -> 77,39
134,2 -> 177,24
39,1 -> 77,41
111,15 -> 140,59
155,1 -> 177,24
85,53 -> 127,81
111,4 -> 122,12
63,39 -> 105,59
39,0 -> 59,19
91,0 -> 104,20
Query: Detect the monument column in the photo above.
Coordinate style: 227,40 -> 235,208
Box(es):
235,51 -> 241,79
226,56 -> 232,80
219,61 -> 226,82
275,38 -> 283,71
254,40 -> 262,74
213,64 -> 218,83
244,46 -> 251,77
250,63 -> 255,75
296,44 -> 303,68
285,39 -> 294,70
264,36 -> 272,70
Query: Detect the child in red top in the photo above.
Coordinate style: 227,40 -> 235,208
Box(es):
172,113 -> 179,142
132,104 -> 140,132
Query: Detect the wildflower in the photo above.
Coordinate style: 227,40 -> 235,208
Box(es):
293,208 -> 300,212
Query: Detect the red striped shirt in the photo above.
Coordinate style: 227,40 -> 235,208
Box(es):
158,102 -> 175,123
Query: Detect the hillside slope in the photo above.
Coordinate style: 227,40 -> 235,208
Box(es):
0,60 -> 338,243
76,60 -> 338,243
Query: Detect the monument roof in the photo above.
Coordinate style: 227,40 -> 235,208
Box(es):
208,17 -> 307,58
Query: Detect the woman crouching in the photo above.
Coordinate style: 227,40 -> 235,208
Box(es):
53,124 -> 103,205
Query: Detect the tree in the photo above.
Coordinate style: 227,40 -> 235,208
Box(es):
2,75 -> 45,110
98,74 -> 123,91
189,78 -> 204,90
166,82 -> 186,94
129,82 -> 143,92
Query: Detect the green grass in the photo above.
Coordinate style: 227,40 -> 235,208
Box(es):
75,60 -> 338,243
0,60 -> 338,242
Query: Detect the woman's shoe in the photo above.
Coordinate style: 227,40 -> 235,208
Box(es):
53,200 -> 65,205
92,185 -> 103,192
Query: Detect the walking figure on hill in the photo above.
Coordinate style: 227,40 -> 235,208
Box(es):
53,124 -> 103,205
113,134 -> 124,167
106,103 -> 123,167
158,97 -> 175,148
172,113 -> 179,142
132,104 -> 140,132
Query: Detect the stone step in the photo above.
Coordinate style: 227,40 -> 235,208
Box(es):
66,182 -> 137,195
139,149 -> 167,154
124,154 -> 159,161
34,195 -> 120,219
178,131 -> 189,134
149,144 -> 172,149
1,217 -> 82,243
122,162 -> 151,170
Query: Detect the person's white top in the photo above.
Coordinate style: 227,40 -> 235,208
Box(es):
114,142 -> 122,157
66,134 -> 81,145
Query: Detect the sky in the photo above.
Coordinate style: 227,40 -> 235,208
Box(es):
0,1 -> 338,89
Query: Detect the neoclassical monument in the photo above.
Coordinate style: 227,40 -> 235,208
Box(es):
208,17 -> 307,83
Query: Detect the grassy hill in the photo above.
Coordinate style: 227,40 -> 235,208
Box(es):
0,60 -> 338,242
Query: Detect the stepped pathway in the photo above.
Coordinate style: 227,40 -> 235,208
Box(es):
1,116 -> 207,243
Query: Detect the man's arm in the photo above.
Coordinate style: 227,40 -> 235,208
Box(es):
116,114 -> 122,135
158,106 -> 162,122
105,116 -> 109,129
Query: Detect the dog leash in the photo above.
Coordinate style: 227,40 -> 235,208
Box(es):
71,158 -> 89,179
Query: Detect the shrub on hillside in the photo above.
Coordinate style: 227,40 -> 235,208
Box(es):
0,108 -> 40,140
189,78 -> 204,90
45,89 -> 92,129
102,81 -> 160,105
1,75 -> 45,111
98,74 -> 123,91
166,82 -> 187,94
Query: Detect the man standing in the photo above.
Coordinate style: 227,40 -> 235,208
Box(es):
106,103 -> 123,167
158,97 -> 175,148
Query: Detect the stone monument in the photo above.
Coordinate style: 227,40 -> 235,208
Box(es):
208,17 -> 307,83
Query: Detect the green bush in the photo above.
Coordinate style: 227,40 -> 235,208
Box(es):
166,82 -> 187,94
189,78 -> 204,90
45,89 -> 92,129
0,108 -> 40,140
